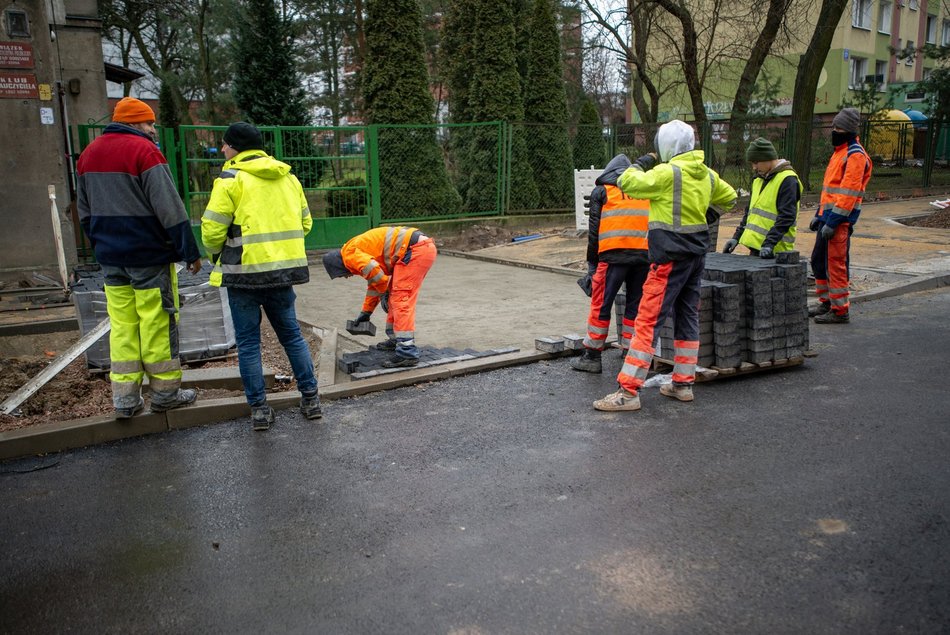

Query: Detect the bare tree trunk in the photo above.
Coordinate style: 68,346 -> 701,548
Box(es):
651,0 -> 706,127
726,0 -> 792,167
790,0 -> 848,190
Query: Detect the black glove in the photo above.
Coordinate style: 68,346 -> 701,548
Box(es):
577,274 -> 593,297
759,246 -> 774,259
380,291 -> 390,313
723,238 -> 738,254
634,153 -> 657,171
354,310 -> 372,324
820,224 -> 836,240
809,217 -> 822,232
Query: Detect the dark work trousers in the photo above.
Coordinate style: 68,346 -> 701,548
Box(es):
583,261 -> 650,351
810,222 -> 852,314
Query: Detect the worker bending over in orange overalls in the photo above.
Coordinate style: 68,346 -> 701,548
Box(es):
323,226 -> 437,367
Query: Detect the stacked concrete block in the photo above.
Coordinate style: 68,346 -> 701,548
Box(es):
706,280 -> 742,368
704,253 -> 809,366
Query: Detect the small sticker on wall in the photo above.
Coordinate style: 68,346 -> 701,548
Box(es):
40,106 -> 54,125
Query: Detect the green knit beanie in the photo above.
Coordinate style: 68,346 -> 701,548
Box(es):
745,137 -> 778,163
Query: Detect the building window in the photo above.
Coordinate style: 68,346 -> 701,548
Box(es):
905,40 -> 915,65
849,57 -> 869,88
878,1 -> 892,32
926,15 -> 937,42
944,20 -> 950,46
853,0 -> 873,28
4,9 -> 29,37
874,61 -> 888,89
908,0 -> 918,10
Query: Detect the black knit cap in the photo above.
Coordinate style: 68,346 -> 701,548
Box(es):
745,137 -> 778,163
223,121 -> 263,152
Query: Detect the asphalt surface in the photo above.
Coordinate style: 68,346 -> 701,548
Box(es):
2,289 -> 950,633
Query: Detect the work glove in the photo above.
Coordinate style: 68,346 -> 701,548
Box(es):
759,246 -> 774,259
809,217 -> 822,232
820,224 -> 836,240
380,291 -> 390,313
354,310 -> 372,324
722,238 -> 738,254
634,153 -> 658,171
577,274 -> 593,297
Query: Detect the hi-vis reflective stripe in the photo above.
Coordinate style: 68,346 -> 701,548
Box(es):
366,289 -> 385,297
111,380 -> 141,396
383,227 -> 410,271
301,207 -> 310,218
619,347 -> 652,382
361,261 -> 379,276
830,205 -> 853,217
599,229 -> 648,240
226,229 -> 305,247
203,210 -> 232,225
143,359 -> 181,374
149,377 -> 180,391
111,360 -> 143,374
394,331 -> 414,339
648,166 -> 707,234
823,186 -> 864,197
218,258 -> 308,274
749,207 -> 777,221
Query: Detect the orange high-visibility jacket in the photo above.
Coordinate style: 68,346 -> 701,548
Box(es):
816,139 -> 872,229
597,184 -> 650,254
341,226 -> 419,313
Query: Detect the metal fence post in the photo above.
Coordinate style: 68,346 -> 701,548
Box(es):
366,124 -> 382,227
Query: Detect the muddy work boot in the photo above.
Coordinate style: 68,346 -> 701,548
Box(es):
150,388 -> 198,413
300,392 -> 323,420
660,383 -> 694,402
570,348 -> 603,373
381,355 -> 419,369
814,310 -> 849,324
375,339 -> 398,351
593,388 -> 641,412
808,302 -> 831,317
251,405 -> 275,431
115,397 -> 145,420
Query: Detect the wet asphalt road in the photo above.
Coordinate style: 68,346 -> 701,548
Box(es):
2,290 -> 950,634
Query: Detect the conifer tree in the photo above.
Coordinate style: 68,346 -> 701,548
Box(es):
467,0 -> 539,212
441,0 -> 477,202
572,97 -> 607,170
523,0 -> 574,208
232,0 -> 309,127
362,0 -> 462,219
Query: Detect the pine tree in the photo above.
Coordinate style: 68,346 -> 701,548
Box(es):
362,0 -> 461,219
467,0 -> 539,212
572,97 -> 607,170
232,0 -> 309,127
523,0 -> 574,208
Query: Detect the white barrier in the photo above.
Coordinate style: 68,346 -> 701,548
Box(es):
573,168 -> 600,232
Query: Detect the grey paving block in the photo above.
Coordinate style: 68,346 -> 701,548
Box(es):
535,337 -> 565,353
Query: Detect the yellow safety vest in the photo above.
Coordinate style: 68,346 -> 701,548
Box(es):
740,169 -> 801,252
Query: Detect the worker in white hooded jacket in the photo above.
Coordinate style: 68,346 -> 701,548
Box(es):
594,120 -> 737,412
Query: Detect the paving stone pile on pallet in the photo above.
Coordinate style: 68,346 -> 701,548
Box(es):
71,266 -> 235,370
615,251 -> 809,369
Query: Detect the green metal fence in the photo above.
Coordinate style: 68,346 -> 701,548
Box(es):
74,117 -> 949,251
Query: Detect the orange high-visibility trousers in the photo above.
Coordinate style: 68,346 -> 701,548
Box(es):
385,238 -> 437,349
810,222 -> 852,315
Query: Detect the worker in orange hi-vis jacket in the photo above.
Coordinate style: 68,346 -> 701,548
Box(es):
808,107 -> 872,325
323,226 -> 437,368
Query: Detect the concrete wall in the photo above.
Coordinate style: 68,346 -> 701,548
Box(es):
0,0 -> 107,282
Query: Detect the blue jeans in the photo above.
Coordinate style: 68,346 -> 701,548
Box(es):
227,286 -> 317,407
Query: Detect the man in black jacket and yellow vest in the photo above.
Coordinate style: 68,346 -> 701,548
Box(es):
572,154 -> 651,373
201,122 -> 321,430
723,137 -> 801,258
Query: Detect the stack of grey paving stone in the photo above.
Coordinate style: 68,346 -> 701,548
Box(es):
613,251 -> 809,369
71,266 -> 235,370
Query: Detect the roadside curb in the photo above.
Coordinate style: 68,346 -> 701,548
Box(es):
0,348 -> 572,462
851,271 -> 950,303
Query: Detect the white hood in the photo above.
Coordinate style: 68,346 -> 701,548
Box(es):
655,120 -> 696,162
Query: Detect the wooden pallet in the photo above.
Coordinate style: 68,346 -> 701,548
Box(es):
653,355 -> 805,383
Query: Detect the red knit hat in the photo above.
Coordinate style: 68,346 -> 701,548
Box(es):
112,97 -> 155,124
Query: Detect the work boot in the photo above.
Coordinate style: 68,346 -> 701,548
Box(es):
150,388 -> 198,412
251,405 -> 275,431
300,392 -> 323,420
808,302 -> 831,317
381,354 -> 419,368
593,388 -> 641,412
815,310 -> 849,324
660,383 -> 694,402
570,348 -> 603,373
115,397 -> 145,420
375,338 -> 397,351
